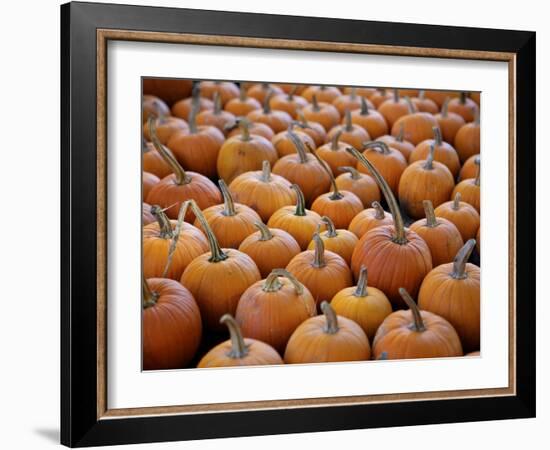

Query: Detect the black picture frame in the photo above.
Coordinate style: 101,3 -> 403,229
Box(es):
61,1 -> 536,447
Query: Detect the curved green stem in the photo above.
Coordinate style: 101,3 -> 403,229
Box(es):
290,184 -> 307,217
321,216 -> 338,238
306,141 -> 343,200
238,118 -> 251,141
459,91 -> 467,105
399,288 -> 426,332
339,166 -> 361,180
423,200 -> 438,228
219,179 -> 236,216
220,314 -> 249,359
254,221 -> 273,241
451,239 -> 476,279
189,200 -> 228,263
354,265 -> 368,297
312,232 -> 326,268
320,301 -> 339,334
264,268 -> 305,295
188,101 -> 199,134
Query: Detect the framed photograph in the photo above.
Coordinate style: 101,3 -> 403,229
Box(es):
61,1 -> 535,447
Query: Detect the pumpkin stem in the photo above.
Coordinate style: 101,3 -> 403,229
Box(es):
321,301 -> 339,334
474,156 -> 481,186
344,109 -> 353,132
399,288 -> 426,332
263,90 -> 274,114
418,90 -> 425,100
396,122 -> 405,142
312,232 -> 327,268
459,91 -> 467,105
287,129 -> 309,164
264,268 -> 305,295
363,140 -> 391,155
393,88 -> 399,103
354,265 -> 369,297
239,83 -> 247,101
423,142 -> 435,170
260,160 -> 272,182
188,100 -> 199,134
377,351 -> 388,360
220,314 -> 249,359
238,118 -> 251,141
441,97 -> 450,117
254,221 -> 273,241
339,166 -> 361,180
423,200 -> 438,228
331,130 -> 343,150
150,204 -> 174,239
189,200 -> 229,263
148,117 -> 190,185
451,239 -> 476,279
360,96 -> 370,115
161,201 -> 190,278
287,85 -> 297,100
142,277 -> 159,309
433,126 -> 443,146
404,96 -> 416,114
372,201 -> 385,220
290,184 -> 307,217
213,92 -> 222,115
349,87 -> 357,100
346,146 -> 408,244
219,179 -> 236,216
452,192 -> 462,211
306,141 -> 343,200
296,109 -> 310,127
321,216 -> 338,238
312,94 -> 320,112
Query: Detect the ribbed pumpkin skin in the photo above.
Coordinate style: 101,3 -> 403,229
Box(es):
143,117 -> 189,145
377,135 -> 415,161
349,109 -> 388,139
143,221 -> 209,280
284,314 -> 370,363
199,81 -> 240,105
332,94 -> 369,116
181,250 -> 261,331
143,172 -> 160,199
357,148 -> 407,195
326,123 -> 370,151
142,95 -> 170,123
424,90 -> 459,107
302,86 -> 342,103
411,97 -> 439,114
316,142 -> 358,175
171,97 -> 214,121
351,226 -> 433,307
227,122 -> 275,141
198,338 -> 283,368
335,172 -> 380,208
418,263 -> 480,352
246,108 -> 293,134
452,180 -> 480,213
246,84 -> 283,103
269,93 -> 309,118
409,218 -> 464,267
143,78 -> 193,105
142,142 -> 173,179
286,250 -> 353,308
299,121 -> 327,147
272,130 -> 315,158
410,139 -> 461,178
434,200 -> 480,242
459,154 -> 480,180
217,135 -> 278,184
391,113 -> 437,145
143,279 -> 202,370
348,208 -> 393,239
378,98 -> 410,128
196,109 -> 236,136
142,203 -> 156,225
235,278 -> 316,353
302,102 -> 341,131
454,122 -> 480,163
310,191 -> 364,229
224,96 -> 261,116
229,171 -> 297,222
307,229 -> 358,266
435,111 -> 465,145
239,229 -> 301,278
448,97 -> 479,123
372,309 -> 463,359
267,207 -> 324,250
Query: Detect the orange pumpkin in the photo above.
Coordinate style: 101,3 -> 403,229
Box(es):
199,81 -> 240,105
398,142 -> 455,219
372,288 -> 463,359
224,84 -> 262,117
267,184 -> 325,250
143,277 -> 202,370
302,85 -> 342,103
142,202 -> 155,225
435,97 -> 466,145
307,216 -> 358,266
217,119 -> 278,184
409,200 -> 464,266
171,83 -> 214,121
246,82 -> 283,104
276,83 -> 307,95
378,89 -> 410,128
409,126 -> 461,178
302,94 -> 341,131
349,96 -> 389,139
235,269 -> 316,353
272,130 -> 331,205
452,157 -> 480,213
348,201 -> 393,239
327,109 -> 371,150
331,265 -> 392,340
143,171 -> 160,200
335,166 -> 380,208
391,98 -> 438,145
294,110 -> 327,147
142,141 -> 173,179
454,111 -> 480,163
315,130 -> 358,175
198,314 -> 283,367
434,192 -> 480,242
348,147 -> 432,307
227,120 -> 275,141
142,116 -> 188,145
377,122 -> 415,160
476,227 -> 480,254
238,222 -> 301,278
142,95 -> 170,123
332,87 -> 372,116
424,90 -> 459,108
370,88 -> 393,108
181,202 -> 261,331
410,90 -> 439,114
448,92 -> 479,123
272,126 -> 316,158
269,86 -> 308,118
357,140 -> 407,195
247,91 -> 293,133
143,78 -> 193,105
418,239 -> 480,352
459,154 -> 480,181
284,301 -> 371,363
287,232 -> 353,309
196,92 -> 236,135
342,86 -> 376,98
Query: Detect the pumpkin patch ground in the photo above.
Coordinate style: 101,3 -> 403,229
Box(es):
142,79 -> 481,370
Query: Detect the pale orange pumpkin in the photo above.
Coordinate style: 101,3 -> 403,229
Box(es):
196,92 -> 236,135
409,126 -> 461,178
227,120 -> 275,141
143,116 -> 188,145
378,89 -> 410,128
348,201 -> 393,239
370,88 -> 393,108
246,82 -> 284,104
454,110 -> 480,163
349,96 -> 389,139
294,110 -> 327,147
452,156 -> 480,213
435,97 -> 466,145
199,81 -> 240,105
171,83 -> 214,121
269,86 -> 308,118
327,109 -> 371,150
247,91 -> 293,133
142,95 -> 170,123
302,85 -> 342,104
307,216 -> 359,266
315,130 -> 358,175
434,192 -> 480,242
391,97 -> 438,145
332,87 -> 372,116
302,94 -> 341,131
448,92 -> 479,123
272,126 -> 316,158
459,154 -> 480,181
410,90 -> 439,114
224,84 -> 262,117
377,122 -> 415,161
335,166 -> 380,208
143,171 -> 160,200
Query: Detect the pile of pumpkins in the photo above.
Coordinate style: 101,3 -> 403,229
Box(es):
141,79 -> 481,370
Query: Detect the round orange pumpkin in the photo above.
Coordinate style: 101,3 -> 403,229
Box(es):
143,78 -> 193,105
335,166 -> 380,208
315,130 -> 358,175
295,110 -> 327,146
454,110 -> 480,163
196,92 -> 236,136
332,87 -> 372,116
452,156 -> 480,213
327,109 -> 371,150
459,154 -> 480,181
302,85 -> 342,103
377,123 -> 415,160
410,90 -> 439,114
434,192 -> 480,242
349,96 -> 389,139
272,126 -> 316,158
199,80 -> 240,106
171,83 -> 214,121
391,98 -> 438,145
247,91 -> 293,133
435,97 -> 466,145
409,126 -> 461,178
370,88 -> 393,108
378,89 -> 410,128
448,92 -> 479,123
302,94 -> 341,131
142,202 -> 155,225
142,95 -> 170,123
142,141 -> 173,179
224,84 -> 262,117
143,116 -> 188,145
246,82 -> 283,104
227,120 -> 275,141
348,201 -> 393,239
269,86 -> 308,118
307,216 -> 359,266
143,171 -> 160,200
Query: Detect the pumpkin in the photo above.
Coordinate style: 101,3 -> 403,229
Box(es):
276,83 -> 307,95
269,86 -> 308,118
302,94 -> 341,131
307,216 -> 358,266
391,97 -> 438,145
424,90 -> 459,108
348,147 -> 432,306
372,288 -> 463,359
143,171 -> 160,200
315,130 -> 358,175
302,85 -> 342,103
476,227 -> 480,253
434,192 -> 480,242
217,119 -> 278,184
309,145 -> 364,229
199,80 -> 240,105
452,156 -> 480,213
181,201 -> 261,331
235,269 -> 316,353
198,314 -> 283,367
224,83 -> 262,117
143,277 -> 202,370
331,265 -> 392,340
410,90 -> 439,114
448,92 -> 479,123
247,91 -> 293,133
142,202 -> 155,225
196,92 -> 236,135
378,89 -> 411,128
409,126 -> 461,178
227,120 -> 275,141
145,119 -> 222,220
267,184 -> 324,250
229,160 -> 297,222
398,142 -> 455,219
357,140 -> 407,196
194,179 -> 261,249
284,301 -> 370,363
327,109 -> 371,150
349,96 -> 389,139
370,88 -> 393,108
342,86 -> 376,98
332,87 -> 372,116
470,92 -> 481,105
335,166 -> 380,208
348,201 -> 393,239
171,83 -> 214,121
239,222 -> 301,278
143,202 -> 209,280
418,239 -> 480,352
142,116 -> 188,145
435,97 -> 466,145
294,110 -> 327,146
143,78 -> 193,105
272,130 -> 331,205
142,141 -> 173,178
409,200 -> 464,266
142,95 -> 170,123
287,232 -> 353,309
459,154 -> 480,180
247,82 -> 283,104
454,110 -> 480,163
272,126 -> 316,158
167,104 -> 225,178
